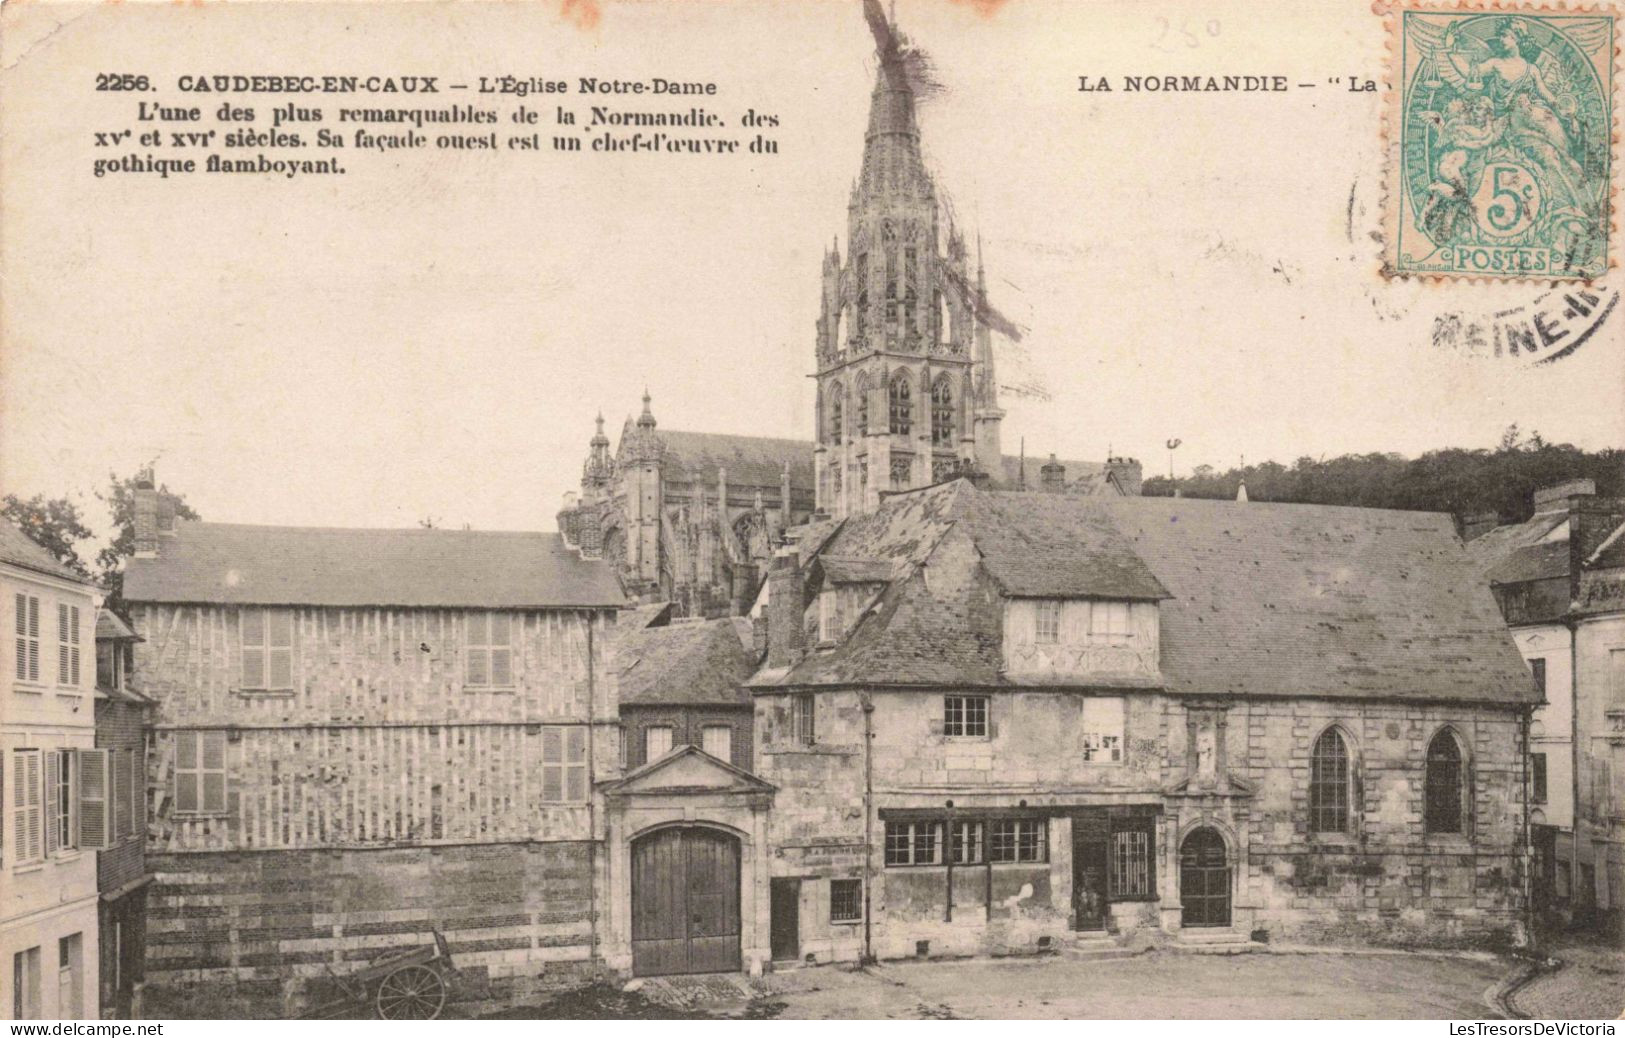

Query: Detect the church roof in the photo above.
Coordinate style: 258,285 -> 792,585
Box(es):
757,481 -> 1536,706
649,429 -> 815,492
124,521 -> 627,609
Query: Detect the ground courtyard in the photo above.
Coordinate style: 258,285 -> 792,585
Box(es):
479,941 -> 1625,1020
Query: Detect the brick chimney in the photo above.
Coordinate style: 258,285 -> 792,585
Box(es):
1533,478 -> 1596,510
1040,454 -> 1066,492
1459,511 -> 1502,542
1106,457 -> 1143,496
133,472 -> 160,558
765,546 -> 806,669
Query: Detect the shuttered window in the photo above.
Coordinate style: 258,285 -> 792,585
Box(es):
77,749 -> 112,849
465,612 -> 514,689
540,726 -> 588,802
14,593 -> 40,683
55,605 -> 80,688
173,732 -> 226,815
13,750 -> 42,864
240,608 -> 294,691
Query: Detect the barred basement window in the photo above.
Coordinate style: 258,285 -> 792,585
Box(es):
943,695 -> 988,738
830,878 -> 862,922
1309,727 -> 1351,834
884,819 -> 943,866
990,819 -> 1046,863
1109,828 -> 1152,898
1425,729 -> 1465,835
541,726 -> 588,802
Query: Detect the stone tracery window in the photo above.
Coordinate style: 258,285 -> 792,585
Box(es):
888,373 -> 912,435
854,373 -> 870,437
1309,727 -> 1351,834
930,375 -> 954,447
828,381 -> 845,445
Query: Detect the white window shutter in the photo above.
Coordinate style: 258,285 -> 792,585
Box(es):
24,751 -> 41,861
79,748 -> 111,851
13,752 -> 30,860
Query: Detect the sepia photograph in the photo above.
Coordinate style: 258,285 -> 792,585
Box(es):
0,0 -> 1621,1024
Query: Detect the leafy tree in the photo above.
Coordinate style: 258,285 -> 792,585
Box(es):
96,470 -> 199,617
0,494 -> 95,578
1141,426 -> 1623,525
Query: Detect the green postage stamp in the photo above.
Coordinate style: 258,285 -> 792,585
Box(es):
1387,4 -> 1617,280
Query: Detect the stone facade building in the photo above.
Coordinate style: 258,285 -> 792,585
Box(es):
1468,479 -> 1625,934
120,482 -> 627,1013
745,481 -> 1538,962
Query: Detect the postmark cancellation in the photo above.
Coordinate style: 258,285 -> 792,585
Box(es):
1383,3 -> 1619,281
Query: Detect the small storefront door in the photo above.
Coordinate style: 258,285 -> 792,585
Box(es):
1072,814 -> 1109,930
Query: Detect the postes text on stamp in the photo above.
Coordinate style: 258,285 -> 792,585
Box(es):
1386,6 -> 1616,281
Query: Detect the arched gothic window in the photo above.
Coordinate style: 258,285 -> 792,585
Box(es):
888,374 -> 912,436
1309,728 -> 1351,833
828,382 -> 845,446
930,376 -> 955,447
1425,730 -> 1466,834
854,374 -> 870,437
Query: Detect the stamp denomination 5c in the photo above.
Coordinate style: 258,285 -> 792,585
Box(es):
1385,5 -> 1617,281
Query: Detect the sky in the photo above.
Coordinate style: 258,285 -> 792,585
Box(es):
1,0 -> 1619,542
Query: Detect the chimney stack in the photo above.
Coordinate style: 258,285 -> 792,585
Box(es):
1040,454 -> 1066,492
133,470 -> 160,558
1106,457 -> 1143,497
765,546 -> 806,669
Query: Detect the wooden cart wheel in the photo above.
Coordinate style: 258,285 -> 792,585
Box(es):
375,964 -> 446,1019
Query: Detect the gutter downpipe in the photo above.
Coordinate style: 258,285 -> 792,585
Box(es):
862,692 -> 875,965
587,613 -> 600,966
1567,615 -> 1582,921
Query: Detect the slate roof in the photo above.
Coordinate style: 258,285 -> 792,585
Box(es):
650,430 -> 816,491
758,481 -> 1536,706
123,521 -> 627,608
960,492 -> 1169,600
1465,510 -> 1571,585
0,520 -> 95,586
1094,496 -> 1534,704
617,617 -> 756,706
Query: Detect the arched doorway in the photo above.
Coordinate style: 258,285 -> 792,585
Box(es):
631,826 -> 742,976
1180,827 -> 1231,928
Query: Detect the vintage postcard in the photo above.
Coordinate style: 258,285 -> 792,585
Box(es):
0,0 -> 1622,1025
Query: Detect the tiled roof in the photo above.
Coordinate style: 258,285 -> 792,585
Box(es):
0,520 -> 95,586
621,601 -> 675,631
1586,519 -> 1625,569
816,555 -> 895,584
651,430 -> 816,491
617,617 -> 756,706
760,482 -> 1536,706
1465,510 -> 1570,584
123,521 -> 627,608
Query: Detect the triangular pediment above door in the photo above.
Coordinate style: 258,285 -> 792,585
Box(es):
602,744 -> 776,798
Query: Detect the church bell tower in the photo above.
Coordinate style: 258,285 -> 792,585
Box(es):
813,2 -> 1002,519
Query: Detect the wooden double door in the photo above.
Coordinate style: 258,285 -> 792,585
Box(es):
1179,827 -> 1231,928
631,827 -> 743,976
